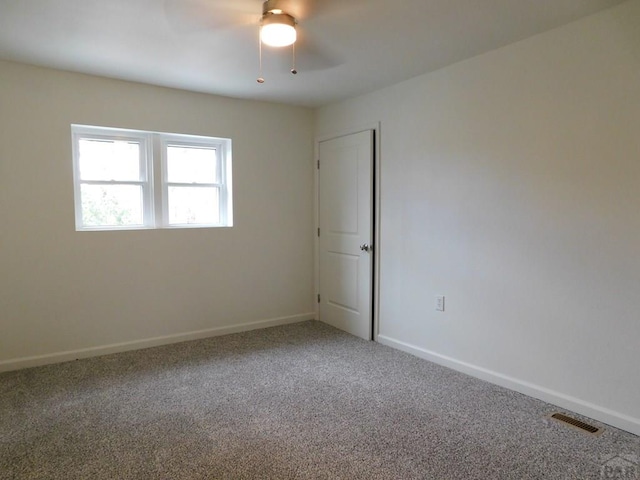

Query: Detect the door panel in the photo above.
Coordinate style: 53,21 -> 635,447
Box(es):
325,252 -> 359,312
319,130 -> 373,340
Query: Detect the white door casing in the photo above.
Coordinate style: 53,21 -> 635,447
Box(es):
318,130 -> 374,340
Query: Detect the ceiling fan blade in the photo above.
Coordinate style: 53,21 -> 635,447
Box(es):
293,30 -> 343,72
296,0 -> 370,21
259,36 -> 342,74
164,0 -> 258,33
259,0 -> 364,22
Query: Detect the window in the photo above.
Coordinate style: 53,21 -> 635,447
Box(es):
71,125 -> 232,230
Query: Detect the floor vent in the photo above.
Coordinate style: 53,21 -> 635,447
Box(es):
550,412 -> 603,435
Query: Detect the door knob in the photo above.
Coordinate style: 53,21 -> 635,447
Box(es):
360,244 -> 372,252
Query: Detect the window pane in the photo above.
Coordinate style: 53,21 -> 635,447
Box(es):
79,139 -> 140,181
167,145 -> 217,183
81,184 -> 143,227
168,186 -> 220,225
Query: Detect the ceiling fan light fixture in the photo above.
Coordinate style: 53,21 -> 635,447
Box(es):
261,13 -> 297,47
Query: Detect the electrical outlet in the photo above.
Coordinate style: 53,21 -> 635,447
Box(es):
436,295 -> 445,312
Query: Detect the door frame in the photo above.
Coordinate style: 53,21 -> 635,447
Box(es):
315,122 -> 381,341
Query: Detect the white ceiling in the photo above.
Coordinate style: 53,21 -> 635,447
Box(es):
0,0 -> 627,107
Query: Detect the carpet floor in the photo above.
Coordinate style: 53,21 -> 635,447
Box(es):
0,321 -> 638,479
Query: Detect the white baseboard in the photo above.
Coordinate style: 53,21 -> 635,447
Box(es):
0,313 -> 316,373
377,334 -> 640,437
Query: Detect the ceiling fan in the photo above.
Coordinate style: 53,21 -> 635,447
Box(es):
164,0 -> 344,81
257,0 -> 300,83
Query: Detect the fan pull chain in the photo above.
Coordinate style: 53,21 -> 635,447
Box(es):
291,42 -> 297,75
257,28 -> 265,84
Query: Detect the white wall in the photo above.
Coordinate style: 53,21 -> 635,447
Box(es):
317,0 -> 640,435
0,61 -> 315,369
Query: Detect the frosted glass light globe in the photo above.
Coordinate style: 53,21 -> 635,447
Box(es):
261,14 -> 296,47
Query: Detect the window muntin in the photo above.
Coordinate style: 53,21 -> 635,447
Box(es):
71,125 -> 232,231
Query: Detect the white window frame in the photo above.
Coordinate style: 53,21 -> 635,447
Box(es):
159,134 -> 232,228
71,125 -> 233,231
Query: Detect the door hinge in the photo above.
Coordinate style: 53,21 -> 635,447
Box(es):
317,159 -> 320,169
317,227 -> 320,237
317,294 -> 321,303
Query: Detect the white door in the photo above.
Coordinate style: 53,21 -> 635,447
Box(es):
318,130 -> 374,340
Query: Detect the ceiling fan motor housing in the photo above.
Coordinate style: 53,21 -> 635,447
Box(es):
261,12 -> 296,28
262,0 -> 297,27
263,0 -> 292,15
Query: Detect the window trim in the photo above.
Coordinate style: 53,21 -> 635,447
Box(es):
71,125 -> 232,231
